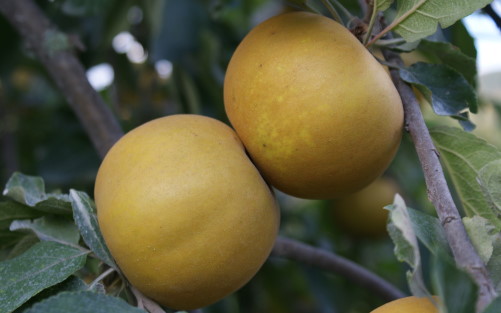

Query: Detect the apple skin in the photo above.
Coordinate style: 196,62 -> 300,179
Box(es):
331,177 -> 399,238
224,12 -> 403,199
371,296 -> 439,313
95,114 -> 280,310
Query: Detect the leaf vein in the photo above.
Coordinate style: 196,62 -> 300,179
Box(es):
4,249 -> 88,287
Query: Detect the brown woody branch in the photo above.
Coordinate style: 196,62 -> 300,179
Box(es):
0,0 -> 406,305
483,4 -> 501,32
272,236 -> 406,301
382,49 -> 497,312
0,0 -> 123,158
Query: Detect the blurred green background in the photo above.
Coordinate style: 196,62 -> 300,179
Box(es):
1,0 -> 500,312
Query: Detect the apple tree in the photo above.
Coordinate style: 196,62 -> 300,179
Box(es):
0,0 -> 500,312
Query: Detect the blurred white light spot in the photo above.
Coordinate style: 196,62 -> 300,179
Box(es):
155,59 -> 173,79
127,41 -> 148,64
112,32 -> 135,54
87,63 -> 114,91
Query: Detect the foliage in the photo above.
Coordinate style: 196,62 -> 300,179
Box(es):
1,0 -> 501,312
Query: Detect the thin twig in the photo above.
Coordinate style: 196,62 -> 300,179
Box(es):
382,49 -> 497,312
320,0 -> 343,24
329,0 -> 355,21
272,236 -> 407,302
88,267 -> 115,290
483,4 -> 501,31
362,3 -> 377,45
0,0 -> 124,158
366,0 -> 427,47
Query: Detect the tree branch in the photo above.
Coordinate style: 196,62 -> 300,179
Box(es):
0,0 -> 124,159
382,49 -> 497,312
483,4 -> 501,32
272,236 -> 407,302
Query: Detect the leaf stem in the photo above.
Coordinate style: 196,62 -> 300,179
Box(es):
362,1 -> 378,45
366,0 -> 427,47
320,0 -> 343,24
374,37 -> 407,47
131,286 -> 167,313
88,267 -> 115,290
330,0 -> 355,21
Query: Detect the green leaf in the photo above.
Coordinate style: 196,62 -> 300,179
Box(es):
463,216 -> 499,264
417,39 -> 476,86
0,230 -> 25,250
399,63 -> 477,128
386,195 -> 431,297
376,0 -> 394,11
0,201 -> 42,229
3,234 -> 39,260
391,40 -> 422,52
69,190 -> 117,270
482,296 -> 501,313
431,255 -> 477,313
392,0 -> 492,43
487,236 -> 501,293
430,126 -> 501,230
3,172 -> 46,206
35,197 -> 73,216
407,207 -> 451,259
0,241 -> 88,313
450,20 -> 476,59
9,215 -> 80,246
24,291 -> 146,313
478,160 -> 501,214
3,172 -> 72,215
16,276 -> 88,312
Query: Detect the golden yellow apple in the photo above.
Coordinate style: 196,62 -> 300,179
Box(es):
94,114 -> 280,310
331,177 -> 398,237
224,12 -> 403,199
371,296 -> 439,313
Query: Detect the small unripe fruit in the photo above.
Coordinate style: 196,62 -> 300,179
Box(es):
331,177 -> 398,237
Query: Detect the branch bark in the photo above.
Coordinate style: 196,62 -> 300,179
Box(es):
483,4 -> 501,32
383,49 -> 497,312
0,0 -> 124,158
272,236 -> 406,302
